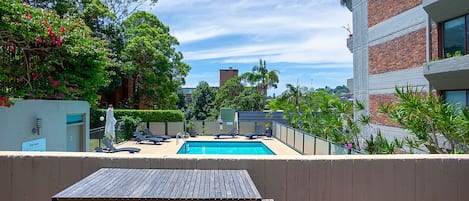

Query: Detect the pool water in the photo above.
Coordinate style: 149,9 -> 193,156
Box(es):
177,141 -> 275,155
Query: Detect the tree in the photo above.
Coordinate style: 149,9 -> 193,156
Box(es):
234,88 -> 265,111
246,59 -> 279,96
214,75 -> 265,112
0,0 -> 112,104
102,0 -> 159,21
215,76 -> 245,110
190,81 -> 217,120
121,11 -> 190,109
270,83 -> 369,149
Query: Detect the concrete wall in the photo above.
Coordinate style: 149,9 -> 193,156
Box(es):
0,100 -> 89,152
0,152 -> 468,201
352,0 -> 370,136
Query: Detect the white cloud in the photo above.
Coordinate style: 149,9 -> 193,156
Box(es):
183,72 -> 219,87
150,0 -> 353,93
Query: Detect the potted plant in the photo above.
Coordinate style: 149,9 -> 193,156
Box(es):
186,120 -> 197,137
342,24 -> 352,38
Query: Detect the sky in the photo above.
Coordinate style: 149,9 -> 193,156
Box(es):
147,0 -> 353,96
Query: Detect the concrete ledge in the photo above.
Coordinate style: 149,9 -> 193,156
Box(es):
1,152 -> 469,201
423,0 -> 469,22
423,55 -> 469,90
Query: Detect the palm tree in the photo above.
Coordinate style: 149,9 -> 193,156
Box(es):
251,59 -> 279,96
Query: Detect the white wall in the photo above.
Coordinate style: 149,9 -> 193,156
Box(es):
0,100 -> 89,151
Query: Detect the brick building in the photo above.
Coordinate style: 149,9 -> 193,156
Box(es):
345,0 -> 469,139
181,68 -> 237,105
219,67 -> 238,88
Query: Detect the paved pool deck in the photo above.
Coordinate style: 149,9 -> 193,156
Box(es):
115,135 -> 301,155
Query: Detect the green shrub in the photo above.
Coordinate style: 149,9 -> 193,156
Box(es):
90,108 -> 184,128
119,115 -> 142,140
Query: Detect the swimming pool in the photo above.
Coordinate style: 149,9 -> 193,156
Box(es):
177,141 -> 275,155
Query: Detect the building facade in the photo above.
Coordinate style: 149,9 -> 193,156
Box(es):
219,67 -> 238,88
346,0 -> 469,139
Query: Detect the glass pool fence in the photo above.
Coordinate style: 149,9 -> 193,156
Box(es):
272,121 -> 364,155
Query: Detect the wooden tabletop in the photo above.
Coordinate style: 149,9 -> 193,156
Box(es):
52,168 -> 263,201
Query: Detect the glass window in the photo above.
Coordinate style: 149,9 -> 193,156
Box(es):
444,90 -> 468,107
67,114 -> 84,125
443,16 -> 466,57
467,16 -> 469,54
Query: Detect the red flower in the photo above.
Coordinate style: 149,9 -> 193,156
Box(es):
60,26 -> 66,33
49,79 -> 61,87
36,38 -> 42,44
0,97 -> 13,108
26,13 -> 32,19
48,76 -> 60,87
9,46 -> 14,51
32,73 -> 39,81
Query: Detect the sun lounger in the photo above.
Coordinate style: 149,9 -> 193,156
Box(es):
212,127 -> 237,138
144,128 -> 171,141
100,138 -> 141,153
134,131 -> 164,145
245,127 -> 272,139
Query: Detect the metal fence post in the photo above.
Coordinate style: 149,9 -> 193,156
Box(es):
293,129 -> 295,149
313,136 -> 317,155
302,132 -> 305,154
285,126 -> 288,145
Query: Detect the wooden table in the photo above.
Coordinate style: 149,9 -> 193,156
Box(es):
52,168 -> 265,201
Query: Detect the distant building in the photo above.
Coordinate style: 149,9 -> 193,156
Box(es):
182,86 -> 218,105
182,88 -> 196,104
219,67 -> 238,88
347,78 -> 353,94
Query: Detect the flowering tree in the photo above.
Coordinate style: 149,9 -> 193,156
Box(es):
0,0 -> 112,106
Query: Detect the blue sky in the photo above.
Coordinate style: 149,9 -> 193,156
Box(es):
147,0 -> 352,96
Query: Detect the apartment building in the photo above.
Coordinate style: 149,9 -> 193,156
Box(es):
219,67 -> 239,88
345,0 -> 469,139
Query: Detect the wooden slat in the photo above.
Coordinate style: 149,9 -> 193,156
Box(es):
52,168 -> 263,200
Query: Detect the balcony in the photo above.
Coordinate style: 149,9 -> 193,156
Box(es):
346,37 -> 353,53
423,0 -> 469,22
423,55 -> 469,90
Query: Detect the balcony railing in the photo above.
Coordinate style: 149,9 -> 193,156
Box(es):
423,55 -> 469,90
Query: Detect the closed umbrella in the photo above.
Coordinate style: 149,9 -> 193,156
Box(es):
104,104 -> 117,143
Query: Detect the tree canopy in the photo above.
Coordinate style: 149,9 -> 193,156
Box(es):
190,81 -> 217,120
121,11 -> 190,109
0,0 -> 190,109
0,0 -> 112,104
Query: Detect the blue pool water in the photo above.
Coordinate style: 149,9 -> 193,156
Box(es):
177,141 -> 275,155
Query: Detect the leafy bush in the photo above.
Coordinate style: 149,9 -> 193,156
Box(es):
380,86 -> 469,154
119,115 -> 142,140
364,131 -> 404,154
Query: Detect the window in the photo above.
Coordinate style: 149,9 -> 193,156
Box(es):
444,90 -> 469,108
442,14 -> 468,58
